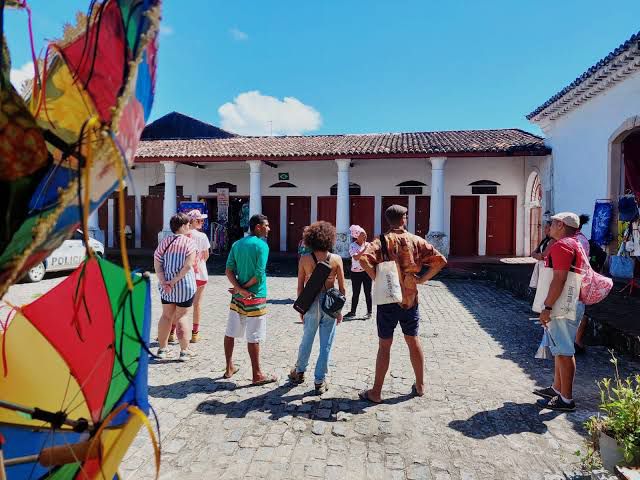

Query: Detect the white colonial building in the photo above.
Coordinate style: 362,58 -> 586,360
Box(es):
528,30 -> 640,233
90,112 -> 550,258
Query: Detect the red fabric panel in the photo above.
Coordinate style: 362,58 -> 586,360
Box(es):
624,133 -> 640,196
22,258 -> 114,422
60,1 -> 127,122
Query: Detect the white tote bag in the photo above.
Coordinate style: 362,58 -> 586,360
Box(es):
372,234 -> 403,305
532,264 -> 583,318
529,260 -> 544,288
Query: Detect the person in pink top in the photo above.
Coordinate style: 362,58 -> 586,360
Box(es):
186,209 -> 211,343
344,225 -> 373,320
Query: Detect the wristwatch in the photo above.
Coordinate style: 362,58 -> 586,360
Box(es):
544,305 -> 553,311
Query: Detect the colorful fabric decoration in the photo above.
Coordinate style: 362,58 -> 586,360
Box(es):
0,257 -> 158,479
591,200 -> 614,246
0,0 -> 161,298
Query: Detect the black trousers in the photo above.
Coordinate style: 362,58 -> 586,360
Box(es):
350,270 -> 372,314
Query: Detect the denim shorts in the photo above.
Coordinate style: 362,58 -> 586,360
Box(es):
548,302 -> 585,356
376,303 -> 420,339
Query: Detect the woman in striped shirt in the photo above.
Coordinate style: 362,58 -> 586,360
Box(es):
154,213 -> 198,361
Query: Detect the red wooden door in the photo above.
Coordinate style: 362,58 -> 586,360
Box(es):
450,196 -> 479,256
141,196 -> 164,248
287,196 -> 311,252
350,196 -> 375,238
381,196 -> 409,232
415,196 -> 431,239
317,196 -> 337,225
262,196 -> 281,252
487,196 -> 516,256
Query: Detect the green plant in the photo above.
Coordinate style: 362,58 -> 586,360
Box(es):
575,446 -> 602,471
585,352 -> 640,466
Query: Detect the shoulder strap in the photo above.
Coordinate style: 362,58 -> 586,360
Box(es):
161,235 -> 180,258
379,234 -> 390,261
311,252 -> 318,264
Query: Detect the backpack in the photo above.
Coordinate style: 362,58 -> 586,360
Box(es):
293,253 -> 333,315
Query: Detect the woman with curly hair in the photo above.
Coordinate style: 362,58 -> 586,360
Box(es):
289,221 -> 346,394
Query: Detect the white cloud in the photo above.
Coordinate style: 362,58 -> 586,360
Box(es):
10,62 -> 33,92
218,91 -> 322,136
160,24 -> 174,36
229,27 -> 248,41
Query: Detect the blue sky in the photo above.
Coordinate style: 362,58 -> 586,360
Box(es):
6,1 -> 640,136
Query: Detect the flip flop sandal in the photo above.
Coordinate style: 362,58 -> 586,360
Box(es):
411,384 -> 425,397
223,366 -> 240,379
252,373 -> 278,386
358,390 -> 382,404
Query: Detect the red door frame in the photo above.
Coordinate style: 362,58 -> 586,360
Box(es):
381,196 -> 409,232
287,196 -> 311,252
262,196 -> 281,252
486,195 -> 517,256
450,196 -> 479,256
415,196 -> 431,239
317,196 -> 337,225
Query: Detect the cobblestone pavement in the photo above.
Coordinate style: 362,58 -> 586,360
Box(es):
4,274 -> 638,480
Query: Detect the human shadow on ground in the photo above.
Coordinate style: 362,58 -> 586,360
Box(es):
148,377 -> 236,399
194,382 -> 415,422
448,401 -> 561,439
441,279 -> 639,437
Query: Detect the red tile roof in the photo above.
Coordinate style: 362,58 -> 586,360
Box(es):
135,129 -> 549,162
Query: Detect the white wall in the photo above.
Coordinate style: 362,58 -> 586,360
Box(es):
131,155 -> 535,255
540,69 -> 640,235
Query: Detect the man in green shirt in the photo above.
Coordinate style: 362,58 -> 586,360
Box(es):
224,214 -> 277,384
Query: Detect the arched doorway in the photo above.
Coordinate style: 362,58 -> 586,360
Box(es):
525,171 -> 543,256
608,117 -> 640,202
622,131 -> 640,197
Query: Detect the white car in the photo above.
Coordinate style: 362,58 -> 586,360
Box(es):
26,230 -> 105,282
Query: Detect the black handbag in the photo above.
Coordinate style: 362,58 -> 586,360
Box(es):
316,253 -> 346,318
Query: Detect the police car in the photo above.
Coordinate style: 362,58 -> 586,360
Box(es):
26,230 -> 105,282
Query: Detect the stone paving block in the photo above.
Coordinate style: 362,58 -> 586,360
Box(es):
312,421 -> 327,435
331,423 -> 347,437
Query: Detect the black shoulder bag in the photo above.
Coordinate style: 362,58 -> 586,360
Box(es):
316,253 -> 346,318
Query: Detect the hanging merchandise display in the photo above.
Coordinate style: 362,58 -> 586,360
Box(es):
618,194 -> 640,222
591,200 -> 615,246
240,203 -> 250,232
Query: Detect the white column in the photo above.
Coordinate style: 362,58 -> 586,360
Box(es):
374,195 -> 382,236
134,193 -> 142,249
408,195 -> 417,234
335,159 -> 351,257
88,209 -> 105,244
247,160 -> 262,218
427,157 -> 449,256
158,161 -> 177,242
107,199 -> 115,248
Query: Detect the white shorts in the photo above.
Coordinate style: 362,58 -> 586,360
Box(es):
225,310 -> 267,343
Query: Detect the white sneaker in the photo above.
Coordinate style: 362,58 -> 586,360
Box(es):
156,349 -> 172,360
178,350 -> 197,362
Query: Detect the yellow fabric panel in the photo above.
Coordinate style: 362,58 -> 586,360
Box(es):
33,58 -> 97,146
0,312 -> 91,428
92,415 -> 143,479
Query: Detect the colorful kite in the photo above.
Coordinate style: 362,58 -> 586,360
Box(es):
0,0 -> 161,297
0,256 -> 158,479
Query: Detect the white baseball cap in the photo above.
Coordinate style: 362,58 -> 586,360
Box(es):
550,212 -> 579,229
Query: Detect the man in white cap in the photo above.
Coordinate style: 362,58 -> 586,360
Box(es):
534,212 -> 585,412
186,209 -> 211,343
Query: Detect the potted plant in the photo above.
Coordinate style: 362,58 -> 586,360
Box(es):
584,353 -> 640,472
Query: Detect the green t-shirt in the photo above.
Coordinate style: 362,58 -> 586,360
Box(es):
226,235 -> 269,298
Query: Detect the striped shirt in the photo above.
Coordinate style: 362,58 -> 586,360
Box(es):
154,234 -> 197,303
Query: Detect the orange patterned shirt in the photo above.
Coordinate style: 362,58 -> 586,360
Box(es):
359,230 -> 446,309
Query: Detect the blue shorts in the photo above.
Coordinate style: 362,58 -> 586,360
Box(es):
548,302 -> 585,356
376,303 -> 420,339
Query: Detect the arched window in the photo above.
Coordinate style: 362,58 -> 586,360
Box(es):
468,180 -> 500,195
208,182 -> 237,193
397,180 -> 427,195
330,183 -> 361,195
149,183 -> 184,196
270,182 -> 297,188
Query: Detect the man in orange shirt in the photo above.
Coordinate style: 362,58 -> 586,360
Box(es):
359,205 -> 447,403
